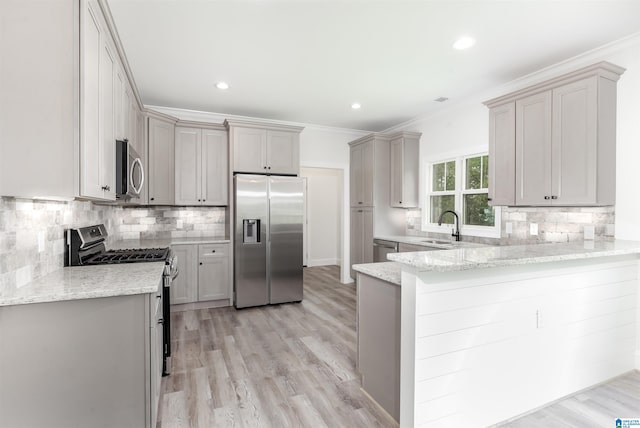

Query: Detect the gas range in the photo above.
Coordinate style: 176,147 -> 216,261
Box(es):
65,224 -> 176,376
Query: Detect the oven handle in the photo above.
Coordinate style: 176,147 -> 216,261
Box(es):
170,265 -> 179,281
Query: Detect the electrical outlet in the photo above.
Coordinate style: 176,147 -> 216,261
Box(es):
584,225 -> 595,240
530,223 -> 538,236
506,222 -> 513,234
38,231 -> 45,252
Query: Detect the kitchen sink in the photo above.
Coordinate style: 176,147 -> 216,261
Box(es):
420,239 -> 454,245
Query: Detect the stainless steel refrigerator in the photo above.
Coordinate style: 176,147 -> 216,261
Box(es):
234,174 -> 304,308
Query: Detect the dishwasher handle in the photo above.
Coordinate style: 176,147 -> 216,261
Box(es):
373,241 -> 399,251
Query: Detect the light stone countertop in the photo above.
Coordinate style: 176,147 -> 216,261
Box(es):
374,235 -> 487,249
110,237 -> 230,250
388,240 -> 640,272
353,262 -> 401,285
0,262 -> 166,307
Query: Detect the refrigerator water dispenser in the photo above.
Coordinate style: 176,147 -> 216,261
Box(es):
243,219 -> 260,243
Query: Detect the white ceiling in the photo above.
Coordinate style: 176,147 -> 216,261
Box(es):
107,0 -> 640,132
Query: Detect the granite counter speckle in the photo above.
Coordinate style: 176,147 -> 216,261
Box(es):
0,262 -> 165,307
388,240 -> 640,272
353,262 -> 402,285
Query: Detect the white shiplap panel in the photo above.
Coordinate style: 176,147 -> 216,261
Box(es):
408,258 -> 639,427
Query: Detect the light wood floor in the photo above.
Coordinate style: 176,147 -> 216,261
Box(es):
157,266 -> 398,428
496,370 -> 640,427
158,265 -> 640,428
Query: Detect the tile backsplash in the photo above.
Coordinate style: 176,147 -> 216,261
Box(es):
118,206 -> 226,240
0,197 -> 227,291
406,206 -> 615,245
0,197 -> 122,290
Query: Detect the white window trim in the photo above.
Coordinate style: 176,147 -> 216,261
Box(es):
422,152 -> 501,239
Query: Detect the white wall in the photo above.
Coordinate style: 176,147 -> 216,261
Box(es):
300,167 -> 343,267
384,33 -> 640,243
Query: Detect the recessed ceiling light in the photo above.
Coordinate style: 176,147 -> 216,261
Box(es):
216,82 -> 229,90
351,103 -> 361,110
453,36 -> 476,50
434,97 -> 449,103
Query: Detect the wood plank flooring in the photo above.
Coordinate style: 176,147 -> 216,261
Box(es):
158,265 -> 640,427
496,370 -> 640,427
157,266 -> 398,428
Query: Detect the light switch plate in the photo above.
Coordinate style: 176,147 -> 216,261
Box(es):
38,231 -> 45,252
530,223 -> 538,236
506,222 -> 513,234
584,225 -> 595,240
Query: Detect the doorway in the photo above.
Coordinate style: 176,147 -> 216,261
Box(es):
300,167 -> 343,272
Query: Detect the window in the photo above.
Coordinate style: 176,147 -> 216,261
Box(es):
424,153 -> 500,238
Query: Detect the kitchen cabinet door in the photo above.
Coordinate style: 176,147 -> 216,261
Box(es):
114,66 -> 126,141
515,91 -> 552,206
79,0 -> 115,201
198,244 -> 230,301
389,135 -> 419,208
488,102 -> 516,206
201,129 -> 228,205
170,244 -> 198,305
350,141 -> 374,207
551,76 -> 599,205
266,130 -> 299,175
350,207 -> 374,279
175,127 -> 201,205
233,127 -> 267,173
148,117 -> 175,205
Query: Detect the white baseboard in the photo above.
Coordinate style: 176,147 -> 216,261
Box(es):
306,258 -> 339,267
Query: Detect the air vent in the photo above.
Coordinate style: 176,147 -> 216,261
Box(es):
434,97 -> 449,103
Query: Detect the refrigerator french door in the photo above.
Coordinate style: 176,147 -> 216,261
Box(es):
234,174 -> 304,308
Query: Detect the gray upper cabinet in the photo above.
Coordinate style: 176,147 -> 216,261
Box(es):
350,140 -> 374,207
175,125 -> 228,206
487,102 -> 515,206
0,0 -> 141,201
148,116 -> 176,205
389,132 -> 420,208
484,62 -> 625,206
225,120 -> 304,176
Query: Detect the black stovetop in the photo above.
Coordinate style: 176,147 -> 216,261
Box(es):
84,248 -> 170,264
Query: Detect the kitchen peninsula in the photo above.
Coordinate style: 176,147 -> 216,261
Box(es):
355,240 -> 640,427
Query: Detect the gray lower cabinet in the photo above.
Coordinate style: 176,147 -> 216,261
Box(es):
171,243 -> 231,305
350,207 -> 374,279
356,272 -> 400,422
198,244 -> 231,301
0,285 -> 163,428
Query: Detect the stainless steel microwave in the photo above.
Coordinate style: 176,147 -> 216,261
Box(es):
116,139 -> 144,200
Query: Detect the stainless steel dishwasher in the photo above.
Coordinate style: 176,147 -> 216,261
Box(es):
373,239 -> 399,262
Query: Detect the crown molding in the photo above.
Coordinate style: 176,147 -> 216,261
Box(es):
146,105 -> 371,136
382,31 -> 640,133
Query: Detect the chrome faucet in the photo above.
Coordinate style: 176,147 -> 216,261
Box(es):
437,210 -> 461,241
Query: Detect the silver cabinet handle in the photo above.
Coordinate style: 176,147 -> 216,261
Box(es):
101,185 -> 111,191
544,196 -> 550,200
130,157 -> 144,195
551,195 -> 558,200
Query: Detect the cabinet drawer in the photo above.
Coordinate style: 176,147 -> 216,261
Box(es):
199,243 -> 228,258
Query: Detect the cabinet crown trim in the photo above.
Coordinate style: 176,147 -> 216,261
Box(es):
175,120 -> 226,131
144,108 -> 179,123
348,131 -> 422,147
223,119 -> 304,133
483,61 -> 626,108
